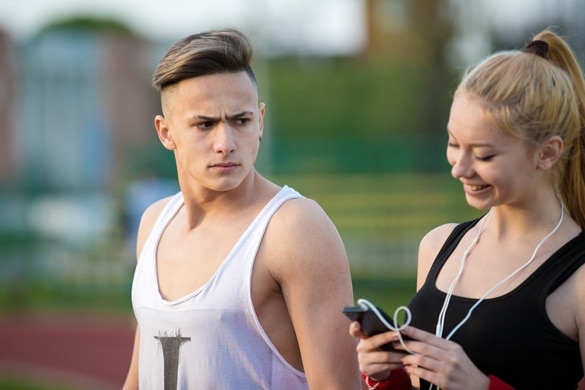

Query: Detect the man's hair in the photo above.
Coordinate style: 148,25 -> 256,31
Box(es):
152,28 -> 256,92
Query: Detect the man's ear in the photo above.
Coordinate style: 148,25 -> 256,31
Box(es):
154,115 -> 175,150
258,102 -> 266,141
537,135 -> 563,170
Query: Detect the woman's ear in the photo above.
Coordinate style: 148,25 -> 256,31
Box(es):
154,115 -> 175,150
537,135 -> 563,170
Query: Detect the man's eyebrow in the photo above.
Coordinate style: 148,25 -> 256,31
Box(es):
227,111 -> 254,119
190,114 -> 219,121
191,111 -> 254,121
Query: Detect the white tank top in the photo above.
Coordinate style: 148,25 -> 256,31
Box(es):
131,186 -> 308,390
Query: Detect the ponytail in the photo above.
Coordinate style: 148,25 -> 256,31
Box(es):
534,29 -> 585,228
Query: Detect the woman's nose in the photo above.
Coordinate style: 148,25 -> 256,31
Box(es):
450,153 -> 474,179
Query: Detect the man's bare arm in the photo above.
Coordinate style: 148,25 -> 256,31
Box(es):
266,198 -> 361,389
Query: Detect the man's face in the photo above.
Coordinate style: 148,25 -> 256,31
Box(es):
155,71 -> 265,193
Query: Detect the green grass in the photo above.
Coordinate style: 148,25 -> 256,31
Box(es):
352,277 -> 416,312
0,279 -> 132,314
0,375 -> 79,390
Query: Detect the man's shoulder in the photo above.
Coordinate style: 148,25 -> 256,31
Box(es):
265,194 -> 343,257
136,194 -> 179,248
273,195 -> 328,225
142,194 -> 179,222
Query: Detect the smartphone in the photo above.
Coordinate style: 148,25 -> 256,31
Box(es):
343,305 -> 411,352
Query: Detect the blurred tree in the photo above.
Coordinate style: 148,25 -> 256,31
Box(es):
410,0 -> 457,171
365,0 -> 456,170
38,15 -> 137,36
267,0 -> 457,173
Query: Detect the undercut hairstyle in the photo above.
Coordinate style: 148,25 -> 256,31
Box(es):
152,28 -> 257,92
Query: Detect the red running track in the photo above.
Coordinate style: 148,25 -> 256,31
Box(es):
1,314 -> 584,390
0,314 -> 135,390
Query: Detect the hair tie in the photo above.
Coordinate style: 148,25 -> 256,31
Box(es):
524,40 -> 549,59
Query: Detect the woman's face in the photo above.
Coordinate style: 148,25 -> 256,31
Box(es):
446,94 -> 540,211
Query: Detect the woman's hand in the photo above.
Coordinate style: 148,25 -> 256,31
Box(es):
400,326 -> 490,390
349,321 -> 407,382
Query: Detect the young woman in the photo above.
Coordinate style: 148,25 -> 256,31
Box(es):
350,29 -> 585,390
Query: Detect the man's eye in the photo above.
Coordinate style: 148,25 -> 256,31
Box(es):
234,118 -> 250,125
196,121 -> 214,129
476,155 -> 494,162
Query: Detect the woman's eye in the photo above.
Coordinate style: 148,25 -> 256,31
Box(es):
476,155 -> 494,162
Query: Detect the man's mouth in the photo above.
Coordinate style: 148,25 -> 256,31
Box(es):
211,162 -> 237,168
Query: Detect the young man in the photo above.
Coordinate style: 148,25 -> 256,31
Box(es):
122,28 -> 361,389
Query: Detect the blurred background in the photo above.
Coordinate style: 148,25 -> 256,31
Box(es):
0,0 -> 583,388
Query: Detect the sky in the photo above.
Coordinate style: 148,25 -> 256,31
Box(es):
0,0 -> 580,60
0,0 -> 366,55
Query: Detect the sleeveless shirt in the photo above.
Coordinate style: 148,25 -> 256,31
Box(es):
131,186 -> 308,390
409,218 -> 585,390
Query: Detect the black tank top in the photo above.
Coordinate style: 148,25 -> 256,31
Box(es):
408,218 -> 585,390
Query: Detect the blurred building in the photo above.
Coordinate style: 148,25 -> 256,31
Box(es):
0,29 -> 170,260
15,30 -> 156,193
0,29 -> 17,185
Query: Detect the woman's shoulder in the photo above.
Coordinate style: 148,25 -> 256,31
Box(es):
416,223 -> 459,287
420,223 -> 459,252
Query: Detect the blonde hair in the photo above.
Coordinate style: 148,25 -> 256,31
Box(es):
455,29 -> 585,228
